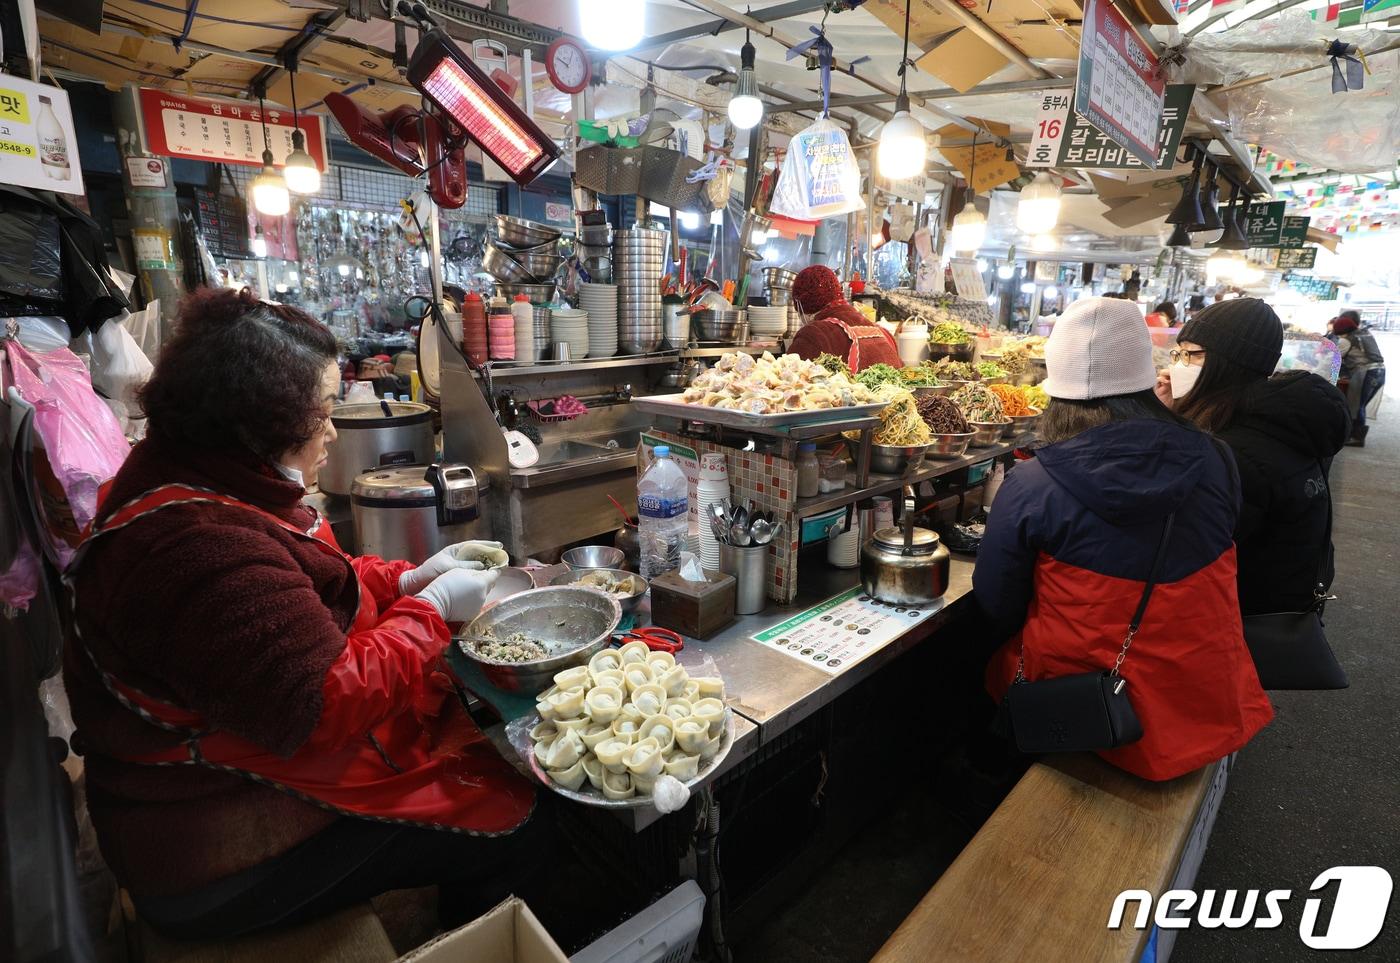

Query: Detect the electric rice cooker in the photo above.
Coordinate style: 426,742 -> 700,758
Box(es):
350,463 -> 490,563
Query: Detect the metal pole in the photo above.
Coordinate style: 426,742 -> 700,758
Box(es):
429,201 -> 445,309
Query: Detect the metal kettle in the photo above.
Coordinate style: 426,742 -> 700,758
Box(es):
860,487 -> 951,605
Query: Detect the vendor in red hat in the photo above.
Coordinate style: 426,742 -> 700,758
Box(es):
786,265 -> 901,372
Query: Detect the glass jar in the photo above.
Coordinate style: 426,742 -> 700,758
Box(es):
796,442 -> 820,498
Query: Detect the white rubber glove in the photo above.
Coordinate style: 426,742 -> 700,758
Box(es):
416,569 -> 499,624
399,540 -> 508,595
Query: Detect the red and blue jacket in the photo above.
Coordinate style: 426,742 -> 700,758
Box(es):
976,419 -> 1273,781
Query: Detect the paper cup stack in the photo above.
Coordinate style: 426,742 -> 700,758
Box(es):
579,282 -> 619,358
548,307 -> 590,359
826,519 -> 861,569
696,452 -> 730,572
747,305 -> 790,339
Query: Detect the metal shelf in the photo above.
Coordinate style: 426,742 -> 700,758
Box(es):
475,353 -> 680,379
679,343 -> 783,359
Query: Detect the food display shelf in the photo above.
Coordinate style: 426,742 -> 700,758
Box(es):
474,353 -> 680,379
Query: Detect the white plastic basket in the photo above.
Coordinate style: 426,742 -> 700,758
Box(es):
570,881 -> 705,963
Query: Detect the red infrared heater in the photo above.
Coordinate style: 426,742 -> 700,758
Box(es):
407,28 -> 560,187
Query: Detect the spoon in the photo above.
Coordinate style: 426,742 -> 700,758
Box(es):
708,512 -> 730,544
729,519 -> 752,547
750,516 -> 773,545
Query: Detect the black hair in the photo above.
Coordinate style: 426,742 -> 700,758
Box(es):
1175,350 -> 1268,433
1338,309 -> 1361,324
1040,389 -> 1197,445
1153,301 -> 1178,322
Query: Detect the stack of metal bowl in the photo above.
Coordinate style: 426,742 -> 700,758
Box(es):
487,215 -> 563,287
616,227 -> 666,353
764,267 -> 800,336
576,222 -> 615,284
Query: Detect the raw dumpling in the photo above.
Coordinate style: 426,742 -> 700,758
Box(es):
581,755 -> 606,790
631,683 -> 667,717
580,722 -> 613,751
663,698 -> 694,722
664,753 -> 700,781
548,758 -> 587,791
656,665 -> 689,698
585,684 -> 625,723
553,666 -> 591,691
673,716 -> 709,755
589,649 -> 623,676
543,729 -> 585,770
640,714 -> 676,753
618,640 -> 651,665
624,737 -> 664,778
594,737 -> 631,773
691,698 -> 726,735
622,661 -> 656,692
602,770 -> 634,800
645,650 -> 676,673
545,686 -> 586,720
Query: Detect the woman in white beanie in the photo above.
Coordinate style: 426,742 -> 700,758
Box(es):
975,297 -> 1272,781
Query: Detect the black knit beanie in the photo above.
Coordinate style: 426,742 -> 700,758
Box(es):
1177,297 -> 1283,375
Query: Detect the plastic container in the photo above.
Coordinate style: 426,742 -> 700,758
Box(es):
796,442 -> 820,498
570,880 -> 706,963
511,294 -> 535,363
817,453 -> 847,492
461,291 -> 488,366
638,446 -> 689,579
487,295 -> 515,361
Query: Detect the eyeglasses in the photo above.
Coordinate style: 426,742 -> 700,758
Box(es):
1169,348 -> 1207,366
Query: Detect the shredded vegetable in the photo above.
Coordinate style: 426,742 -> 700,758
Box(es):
951,382 -> 1006,423
848,384 -> 930,447
932,358 -> 978,381
989,383 -> 1035,417
998,343 -> 1030,375
1022,384 -> 1049,411
815,352 -> 851,376
930,321 -> 972,345
899,365 -> 943,387
916,395 -> 970,434
854,363 -> 905,390
975,361 -> 1007,380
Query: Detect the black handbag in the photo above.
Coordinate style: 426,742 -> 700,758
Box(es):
1242,462 -> 1348,690
1004,515 -> 1174,754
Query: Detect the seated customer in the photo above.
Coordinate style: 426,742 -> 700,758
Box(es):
786,265 -> 901,372
975,296 -> 1272,782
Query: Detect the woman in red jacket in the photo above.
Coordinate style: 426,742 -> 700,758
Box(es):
64,288 -> 539,939
785,265 -> 901,372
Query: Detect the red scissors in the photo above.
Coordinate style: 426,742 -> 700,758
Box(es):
614,627 -> 684,653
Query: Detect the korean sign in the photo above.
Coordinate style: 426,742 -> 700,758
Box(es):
1278,247 -> 1318,270
138,88 -> 328,171
1278,216 -> 1310,248
1028,85 -> 1193,171
1241,201 -> 1287,247
0,77 -> 84,196
1075,0 -> 1166,168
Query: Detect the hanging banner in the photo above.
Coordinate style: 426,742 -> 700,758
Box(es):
1278,247 -> 1318,269
936,119 -> 1021,193
1278,215 -> 1311,248
1074,0 -> 1167,169
949,258 -> 987,301
0,77 -> 84,196
1028,85 -> 1193,171
137,87 -> 329,171
1241,201 -> 1287,246
1362,0 -> 1400,22
876,172 -> 927,204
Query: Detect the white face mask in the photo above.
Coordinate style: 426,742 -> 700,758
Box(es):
273,462 -> 306,488
1169,361 -> 1203,400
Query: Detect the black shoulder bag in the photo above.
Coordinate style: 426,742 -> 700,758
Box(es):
1003,515 -> 1174,754
1241,462 -> 1348,690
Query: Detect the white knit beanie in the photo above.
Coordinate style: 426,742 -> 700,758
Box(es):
1041,297 -> 1158,400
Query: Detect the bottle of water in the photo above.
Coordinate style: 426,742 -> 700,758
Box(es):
637,446 -> 689,578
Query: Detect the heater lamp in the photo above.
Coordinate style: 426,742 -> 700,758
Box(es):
408,29 -> 560,187
325,95 -> 426,177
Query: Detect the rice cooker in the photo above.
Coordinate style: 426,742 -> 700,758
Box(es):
319,401 -> 436,496
350,463 -> 490,563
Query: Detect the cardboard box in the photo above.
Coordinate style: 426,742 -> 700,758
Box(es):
396,897 -> 567,963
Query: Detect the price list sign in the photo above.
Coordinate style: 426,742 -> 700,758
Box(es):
1278,247 -> 1318,270
138,88 -> 328,171
1028,85 -> 1192,171
1074,0 -> 1166,169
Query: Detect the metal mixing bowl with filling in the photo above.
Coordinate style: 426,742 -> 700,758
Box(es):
458,586 -> 622,693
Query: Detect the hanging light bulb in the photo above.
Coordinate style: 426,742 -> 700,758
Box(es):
949,201 -> 986,253
678,210 -> 701,231
1016,172 -> 1062,234
250,91 -> 289,216
728,35 -> 764,131
1020,281 -> 1037,294
1044,285 -> 1059,298
1206,249 -> 1237,283
282,69 -> 321,195
580,0 -> 644,51
250,224 -> 268,258
1031,233 -> 1055,251
877,0 -> 926,180
975,258 -> 988,272
997,262 -> 1015,280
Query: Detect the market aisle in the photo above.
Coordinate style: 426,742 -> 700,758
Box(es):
1175,335 -> 1400,963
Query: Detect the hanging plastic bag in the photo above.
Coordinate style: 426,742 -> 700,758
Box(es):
88,314 -> 154,410
769,116 -> 866,221
1,337 -> 130,569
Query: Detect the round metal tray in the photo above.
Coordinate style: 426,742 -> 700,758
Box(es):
519,708 -> 737,809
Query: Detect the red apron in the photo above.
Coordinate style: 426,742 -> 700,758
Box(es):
827,317 -> 898,372
69,483 -> 535,836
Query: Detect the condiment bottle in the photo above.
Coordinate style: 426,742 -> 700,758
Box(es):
796,442 -> 820,498
487,295 -> 515,361
461,291 -> 488,366
511,294 -> 535,363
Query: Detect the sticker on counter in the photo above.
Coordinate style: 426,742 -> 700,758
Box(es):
750,587 -> 942,676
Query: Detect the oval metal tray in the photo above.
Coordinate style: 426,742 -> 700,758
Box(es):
519,709 -> 736,809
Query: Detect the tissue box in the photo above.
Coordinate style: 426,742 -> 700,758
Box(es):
650,569 -> 736,640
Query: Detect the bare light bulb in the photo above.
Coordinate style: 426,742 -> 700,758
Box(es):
283,130 -> 321,195
877,100 -> 927,180
727,40 -> 763,131
580,0 -> 643,50
997,263 -> 1015,280
250,225 -> 268,259
1020,282 -> 1037,294
251,150 -> 290,217
949,204 -> 986,254
1016,172 -> 1062,235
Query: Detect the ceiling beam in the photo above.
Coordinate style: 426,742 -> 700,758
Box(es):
775,75 -> 1073,113
920,0 -> 1052,78
248,8 -> 348,95
636,0 -> 830,52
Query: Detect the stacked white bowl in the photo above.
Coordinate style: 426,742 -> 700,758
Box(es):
579,282 -> 619,358
747,305 -> 789,339
696,452 -> 730,572
548,307 -> 589,359
826,519 -> 861,568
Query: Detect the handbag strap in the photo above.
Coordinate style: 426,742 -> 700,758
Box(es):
1312,459 -> 1335,604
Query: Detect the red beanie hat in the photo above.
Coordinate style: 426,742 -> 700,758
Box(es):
1331,315 -> 1358,335
793,266 -> 843,315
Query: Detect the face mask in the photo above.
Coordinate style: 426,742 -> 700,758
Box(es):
1169,361 -> 1202,400
273,462 -> 306,488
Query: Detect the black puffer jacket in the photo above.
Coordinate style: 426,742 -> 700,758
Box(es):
1217,371 -> 1350,615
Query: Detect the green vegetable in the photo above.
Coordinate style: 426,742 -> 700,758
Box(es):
815,352 -> 851,376
932,358 -> 977,381
899,365 -> 943,387
929,321 -> 971,345
975,361 -> 1007,379
854,363 -> 905,389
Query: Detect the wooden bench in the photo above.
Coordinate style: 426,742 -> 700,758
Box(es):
873,753 -> 1227,963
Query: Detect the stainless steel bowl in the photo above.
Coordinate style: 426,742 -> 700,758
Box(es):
1006,409 -> 1042,437
497,237 -> 559,257
562,545 -> 626,570
928,342 -> 975,363
925,431 -> 975,460
496,282 -> 557,303
549,567 -> 649,614
460,587 -> 622,694
620,336 -> 662,354
495,214 -> 561,248
693,309 -> 746,341
968,420 -> 1009,447
483,242 -> 535,283
764,267 -> 797,289
870,444 -> 927,475
515,250 -> 564,280
979,375 -> 1009,386
912,384 -> 954,400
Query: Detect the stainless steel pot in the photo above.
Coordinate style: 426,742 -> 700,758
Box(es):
321,401 -> 435,496
860,490 -> 950,605
350,463 -> 490,563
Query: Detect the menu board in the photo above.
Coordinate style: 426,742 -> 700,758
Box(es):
192,188 -> 252,259
1277,247 -> 1318,270
138,87 -> 328,171
750,587 -> 942,676
1028,85 -> 1192,171
1074,0 -> 1166,168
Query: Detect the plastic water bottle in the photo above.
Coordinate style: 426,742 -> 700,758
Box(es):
638,446 -> 689,578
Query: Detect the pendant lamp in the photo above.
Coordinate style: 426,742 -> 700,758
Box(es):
1165,221 -> 1193,247
251,223 -> 268,258
1166,146 -> 1204,226
1016,172 -> 1062,234
1208,182 -> 1249,250
250,92 -> 290,217
877,0 -> 926,180
283,69 -> 321,195
580,0 -> 643,51
728,33 -> 763,131
950,198 -> 986,253
1193,161 -> 1222,233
